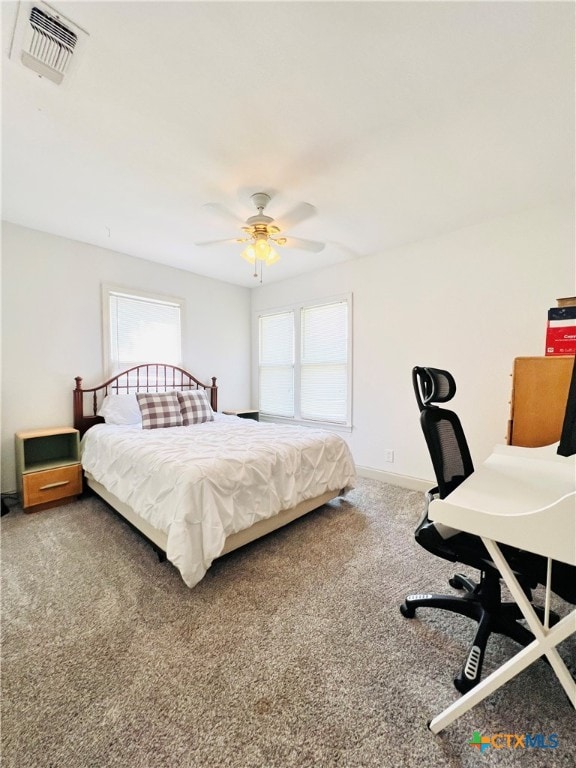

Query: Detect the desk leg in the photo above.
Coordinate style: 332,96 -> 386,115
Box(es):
429,539 -> 576,734
483,540 -> 576,701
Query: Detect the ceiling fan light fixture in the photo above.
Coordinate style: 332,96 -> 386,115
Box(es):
253,237 -> 272,261
241,244 -> 256,264
241,237 -> 280,266
196,191 -> 322,278
265,247 -> 280,265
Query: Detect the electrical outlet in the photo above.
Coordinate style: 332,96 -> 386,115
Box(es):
384,449 -> 395,463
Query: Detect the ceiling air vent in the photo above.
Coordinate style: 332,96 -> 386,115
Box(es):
9,1 -> 88,85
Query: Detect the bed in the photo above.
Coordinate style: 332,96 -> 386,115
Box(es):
73,364 -> 356,587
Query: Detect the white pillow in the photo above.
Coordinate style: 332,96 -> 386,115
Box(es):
97,394 -> 142,425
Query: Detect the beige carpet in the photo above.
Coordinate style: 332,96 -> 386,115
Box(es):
1,479 -> 574,767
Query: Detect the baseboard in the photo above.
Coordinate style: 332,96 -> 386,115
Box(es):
355,465 -> 431,493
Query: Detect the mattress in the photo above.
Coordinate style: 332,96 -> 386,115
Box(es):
80,414 -> 356,587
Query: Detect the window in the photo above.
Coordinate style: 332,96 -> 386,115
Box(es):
257,296 -> 351,426
103,286 -> 183,375
259,311 -> 294,417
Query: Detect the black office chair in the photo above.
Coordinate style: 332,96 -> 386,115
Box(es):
400,366 -> 547,694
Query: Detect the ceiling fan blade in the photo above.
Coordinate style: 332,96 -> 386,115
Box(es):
195,238 -> 242,247
281,236 -> 325,253
202,202 -> 244,225
277,202 -> 317,231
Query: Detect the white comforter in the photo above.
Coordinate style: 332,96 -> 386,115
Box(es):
80,415 -> 356,587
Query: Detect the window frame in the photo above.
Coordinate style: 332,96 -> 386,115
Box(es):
254,293 -> 353,430
102,283 -> 185,377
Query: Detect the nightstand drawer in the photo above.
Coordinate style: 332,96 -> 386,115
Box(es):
22,464 -> 82,509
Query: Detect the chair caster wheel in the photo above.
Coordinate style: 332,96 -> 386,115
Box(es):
400,602 -> 415,618
449,573 -> 471,590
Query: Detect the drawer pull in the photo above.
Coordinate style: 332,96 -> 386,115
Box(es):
39,480 -> 70,491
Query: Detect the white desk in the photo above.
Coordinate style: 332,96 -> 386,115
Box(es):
427,443 -> 576,734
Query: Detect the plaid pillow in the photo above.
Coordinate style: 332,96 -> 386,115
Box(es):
136,391 -> 183,429
177,389 -> 214,425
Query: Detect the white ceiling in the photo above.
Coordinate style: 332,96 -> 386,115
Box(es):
2,1 -> 574,287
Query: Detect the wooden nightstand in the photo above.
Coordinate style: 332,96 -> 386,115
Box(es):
15,428 -> 82,512
222,410 -> 260,422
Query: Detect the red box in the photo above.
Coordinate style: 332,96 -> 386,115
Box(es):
546,322 -> 576,356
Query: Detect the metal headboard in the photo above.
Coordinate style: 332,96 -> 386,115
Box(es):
73,363 -> 218,436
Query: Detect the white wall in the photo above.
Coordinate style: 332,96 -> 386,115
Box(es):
3,203 -> 573,493
1,223 -> 251,492
252,202 -> 575,485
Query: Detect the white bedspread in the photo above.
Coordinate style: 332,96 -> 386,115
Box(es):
80,415 -> 356,587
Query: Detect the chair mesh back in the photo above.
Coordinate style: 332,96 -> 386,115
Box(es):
421,409 -> 474,497
432,414 -> 471,495
414,366 -> 474,498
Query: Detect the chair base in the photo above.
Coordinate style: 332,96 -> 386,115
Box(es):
400,572 -> 556,694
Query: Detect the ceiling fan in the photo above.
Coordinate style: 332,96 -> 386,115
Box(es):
195,192 -> 325,270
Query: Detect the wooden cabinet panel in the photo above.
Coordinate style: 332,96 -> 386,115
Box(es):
22,464 -> 82,509
509,357 -> 574,447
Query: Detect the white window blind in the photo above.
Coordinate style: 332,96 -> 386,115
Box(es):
257,296 -> 351,426
301,301 -> 348,422
107,290 -> 182,373
259,311 -> 294,417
